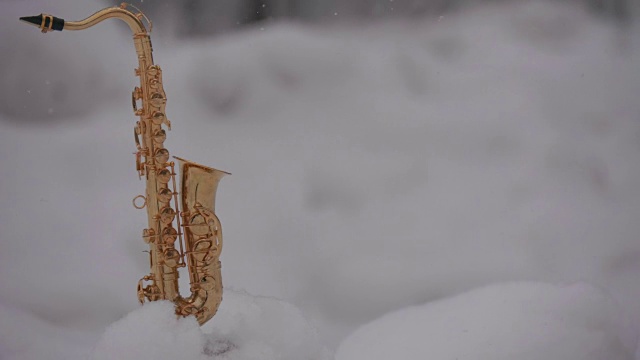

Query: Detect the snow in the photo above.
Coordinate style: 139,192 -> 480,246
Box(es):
90,302 -> 208,360
0,302 -> 95,360
89,291 -> 330,360
0,291 -> 329,360
335,282 -> 635,360
1,0 -> 640,359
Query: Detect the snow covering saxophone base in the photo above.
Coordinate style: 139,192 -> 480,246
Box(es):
20,3 -> 230,326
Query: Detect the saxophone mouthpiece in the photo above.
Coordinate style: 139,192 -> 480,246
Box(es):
20,14 -> 65,33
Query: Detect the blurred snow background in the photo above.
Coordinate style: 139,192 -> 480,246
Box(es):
1,0 -> 640,359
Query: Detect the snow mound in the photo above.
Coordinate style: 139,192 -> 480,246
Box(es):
89,301 -> 206,360
203,290 -> 332,360
89,291 -> 330,360
336,282 -> 634,360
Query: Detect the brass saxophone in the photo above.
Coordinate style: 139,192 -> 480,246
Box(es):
21,4 -> 229,325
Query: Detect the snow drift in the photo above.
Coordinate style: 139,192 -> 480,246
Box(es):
89,291 -> 330,360
336,282 -> 635,360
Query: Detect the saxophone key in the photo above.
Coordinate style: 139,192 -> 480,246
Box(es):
157,187 -> 173,203
152,129 -> 166,144
147,65 -> 161,76
159,206 -> 176,225
131,87 -> 142,112
154,148 -> 170,164
141,228 -> 156,244
149,78 -> 160,89
151,111 -> 165,125
162,226 -> 178,244
142,285 -> 161,302
149,92 -> 166,107
196,275 -> 217,292
161,248 -> 180,268
156,168 -> 171,184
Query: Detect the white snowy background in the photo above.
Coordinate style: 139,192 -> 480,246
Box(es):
1,0 -> 640,359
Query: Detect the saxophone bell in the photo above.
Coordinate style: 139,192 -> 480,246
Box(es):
173,156 -> 229,324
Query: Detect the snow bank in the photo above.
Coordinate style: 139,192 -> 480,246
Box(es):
336,282 -> 635,360
202,290 -> 331,360
89,302 -> 207,360
89,291 -> 330,360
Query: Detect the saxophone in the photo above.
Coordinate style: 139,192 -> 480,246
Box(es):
21,4 -> 229,325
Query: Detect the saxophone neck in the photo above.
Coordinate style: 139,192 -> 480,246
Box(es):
20,3 -> 149,36
21,4 -> 155,65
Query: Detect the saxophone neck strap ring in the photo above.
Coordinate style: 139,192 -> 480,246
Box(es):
132,195 -> 147,209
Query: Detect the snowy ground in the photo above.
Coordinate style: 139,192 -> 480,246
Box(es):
336,282 -> 635,360
1,1 -> 640,359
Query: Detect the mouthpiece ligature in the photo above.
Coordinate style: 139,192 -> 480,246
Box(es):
20,14 -> 64,33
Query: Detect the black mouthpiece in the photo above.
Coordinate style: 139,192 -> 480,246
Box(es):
20,14 -> 64,32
